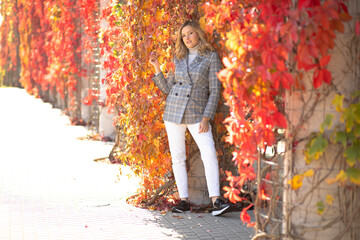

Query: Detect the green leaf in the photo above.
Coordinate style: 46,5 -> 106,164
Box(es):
320,114 -> 333,133
308,135 -> 328,157
354,125 -> 360,137
346,167 -> 360,184
317,201 -> 325,215
351,90 -> 360,99
335,131 -> 348,147
341,107 -> 357,132
332,94 -> 344,112
344,144 -> 360,166
354,103 -> 360,124
334,131 -> 355,146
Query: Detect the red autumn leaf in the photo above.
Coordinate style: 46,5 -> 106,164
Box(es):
297,60 -> 317,71
260,189 -> 270,200
276,60 -> 287,72
322,68 -> 332,84
281,72 -> 293,90
338,2 -> 349,13
319,55 -> 331,67
331,19 -> 344,33
321,14 -> 330,29
223,186 -> 243,203
240,206 -> 251,223
273,111 -> 287,129
294,74 -> 306,91
271,72 -> 281,90
308,42 -> 320,59
259,173 -> 271,200
256,66 -> 271,81
314,68 -> 332,88
339,12 -> 352,22
298,0 -> 320,9
83,95 -> 93,106
240,204 -> 255,227
356,21 -> 360,36
313,68 -> 323,89
297,45 -> 311,65
138,134 -> 147,142
261,49 -> 278,67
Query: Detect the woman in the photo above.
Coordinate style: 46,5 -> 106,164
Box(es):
149,20 -> 230,216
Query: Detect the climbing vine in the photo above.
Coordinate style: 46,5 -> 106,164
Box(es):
204,0 -> 353,228
101,0 -> 209,207
0,0 -> 21,87
1,0 -> 100,118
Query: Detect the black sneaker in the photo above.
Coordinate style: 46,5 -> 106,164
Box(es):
171,200 -> 191,213
211,198 -> 231,216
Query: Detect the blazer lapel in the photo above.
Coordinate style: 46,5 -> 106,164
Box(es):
178,57 -> 192,84
188,55 -> 205,72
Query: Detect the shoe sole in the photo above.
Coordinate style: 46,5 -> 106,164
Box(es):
171,208 -> 190,213
171,209 -> 184,213
211,205 -> 230,216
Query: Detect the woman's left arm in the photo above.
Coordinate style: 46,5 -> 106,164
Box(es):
199,52 -> 222,133
203,52 -> 222,120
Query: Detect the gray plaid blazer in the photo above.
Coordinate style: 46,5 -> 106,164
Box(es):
152,51 -> 221,124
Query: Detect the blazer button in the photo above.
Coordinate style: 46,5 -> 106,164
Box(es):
175,93 -> 178,96
179,82 -> 182,85
187,95 -> 190,98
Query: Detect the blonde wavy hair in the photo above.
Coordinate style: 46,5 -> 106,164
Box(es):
175,20 -> 214,60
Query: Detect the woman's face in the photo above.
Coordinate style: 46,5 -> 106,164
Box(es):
181,25 -> 200,49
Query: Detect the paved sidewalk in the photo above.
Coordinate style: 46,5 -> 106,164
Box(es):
0,88 -> 254,240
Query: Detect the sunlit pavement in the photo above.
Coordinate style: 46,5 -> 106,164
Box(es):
0,88 -> 254,240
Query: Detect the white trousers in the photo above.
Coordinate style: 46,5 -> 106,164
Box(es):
164,121 -> 220,198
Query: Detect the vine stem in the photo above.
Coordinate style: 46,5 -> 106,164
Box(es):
333,202 -> 360,240
297,150 -> 341,205
145,179 -> 175,206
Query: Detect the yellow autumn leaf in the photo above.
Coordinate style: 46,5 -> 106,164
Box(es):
346,167 -> 360,185
288,175 -> 303,190
303,169 -> 314,177
326,194 -> 334,205
326,177 -> 337,185
349,177 -> 360,185
313,151 -> 323,160
155,9 -> 164,22
332,94 -> 344,112
199,17 -> 206,31
336,170 -> 348,183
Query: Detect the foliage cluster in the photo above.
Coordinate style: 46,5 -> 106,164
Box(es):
0,0 -> 21,86
100,0 -> 209,207
298,92 -> 360,216
203,0 -> 352,227
0,0 -> 99,116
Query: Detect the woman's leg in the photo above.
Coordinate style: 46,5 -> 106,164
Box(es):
164,121 -> 188,199
187,123 -> 220,199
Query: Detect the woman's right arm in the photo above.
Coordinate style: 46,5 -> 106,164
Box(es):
149,52 -> 174,95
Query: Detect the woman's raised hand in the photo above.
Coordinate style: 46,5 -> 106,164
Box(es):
149,51 -> 161,72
